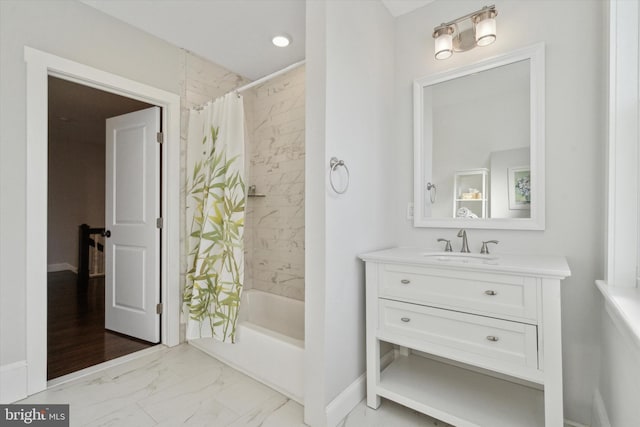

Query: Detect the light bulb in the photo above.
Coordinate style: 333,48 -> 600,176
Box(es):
272,34 -> 291,48
475,14 -> 496,47
433,27 -> 453,60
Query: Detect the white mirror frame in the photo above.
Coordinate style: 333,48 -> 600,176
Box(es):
413,43 -> 545,230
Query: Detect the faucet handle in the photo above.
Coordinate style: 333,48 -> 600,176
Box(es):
437,238 -> 453,252
480,240 -> 499,254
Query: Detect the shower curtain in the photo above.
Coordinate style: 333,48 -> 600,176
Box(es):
184,92 -> 245,343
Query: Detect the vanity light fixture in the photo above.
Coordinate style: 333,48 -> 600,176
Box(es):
433,26 -> 454,60
272,34 -> 291,48
432,5 -> 497,60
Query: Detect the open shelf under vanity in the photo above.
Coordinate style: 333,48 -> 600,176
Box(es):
378,353 -> 544,427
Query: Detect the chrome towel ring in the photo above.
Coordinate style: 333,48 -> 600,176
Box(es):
329,157 -> 350,194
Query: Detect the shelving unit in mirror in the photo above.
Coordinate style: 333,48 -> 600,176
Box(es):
453,168 -> 488,218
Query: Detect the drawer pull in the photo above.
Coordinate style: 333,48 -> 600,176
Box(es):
484,290 -> 497,296
486,335 -> 499,342
400,317 -> 411,323
400,279 -> 411,284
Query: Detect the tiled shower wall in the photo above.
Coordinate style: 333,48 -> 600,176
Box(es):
244,66 -> 305,301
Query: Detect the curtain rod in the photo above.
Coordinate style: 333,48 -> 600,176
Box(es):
235,59 -> 305,93
192,60 -> 305,111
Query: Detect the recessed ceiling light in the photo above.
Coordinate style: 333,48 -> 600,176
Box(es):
272,34 -> 291,48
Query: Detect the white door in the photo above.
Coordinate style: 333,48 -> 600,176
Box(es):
105,106 -> 161,343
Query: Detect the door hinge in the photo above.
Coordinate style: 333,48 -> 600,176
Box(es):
156,132 -> 164,144
156,217 -> 163,229
156,303 -> 163,315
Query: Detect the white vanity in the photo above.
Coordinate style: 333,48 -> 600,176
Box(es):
360,247 -> 570,427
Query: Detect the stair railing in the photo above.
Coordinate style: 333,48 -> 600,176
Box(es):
78,224 -> 105,287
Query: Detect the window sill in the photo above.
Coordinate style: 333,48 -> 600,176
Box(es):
595,280 -> 640,354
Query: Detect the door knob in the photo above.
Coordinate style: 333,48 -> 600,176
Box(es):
102,230 -> 111,238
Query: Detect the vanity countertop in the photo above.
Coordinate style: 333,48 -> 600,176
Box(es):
359,247 -> 571,279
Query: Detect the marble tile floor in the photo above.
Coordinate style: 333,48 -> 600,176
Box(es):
19,343 -> 448,427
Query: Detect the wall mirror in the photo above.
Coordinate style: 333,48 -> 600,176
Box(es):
414,43 -> 545,230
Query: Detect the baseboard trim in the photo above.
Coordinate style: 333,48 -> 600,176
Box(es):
0,361 -> 27,403
47,263 -> 77,274
325,350 -> 394,427
590,388 -> 611,427
325,371 -> 365,427
564,419 -> 589,427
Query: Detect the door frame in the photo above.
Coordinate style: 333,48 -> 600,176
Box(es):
24,47 -> 181,395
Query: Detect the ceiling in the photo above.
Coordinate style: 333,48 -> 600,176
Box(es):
81,0 -> 306,81
381,0 -> 434,18
81,0 -> 433,81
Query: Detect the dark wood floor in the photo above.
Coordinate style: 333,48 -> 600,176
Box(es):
47,271 -> 156,380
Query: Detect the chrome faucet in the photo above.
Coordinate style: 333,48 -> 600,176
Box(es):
480,240 -> 499,254
457,229 -> 470,253
437,238 -> 453,252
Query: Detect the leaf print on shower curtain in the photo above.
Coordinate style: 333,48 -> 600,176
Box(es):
183,92 -> 245,343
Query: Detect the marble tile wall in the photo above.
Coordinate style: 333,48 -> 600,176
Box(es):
244,66 -> 305,301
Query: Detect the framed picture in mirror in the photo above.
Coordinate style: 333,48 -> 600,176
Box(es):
508,166 -> 531,210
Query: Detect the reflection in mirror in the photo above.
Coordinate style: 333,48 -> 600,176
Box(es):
429,60 -> 529,219
413,44 -> 545,230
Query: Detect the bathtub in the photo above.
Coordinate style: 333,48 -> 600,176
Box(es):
189,290 -> 304,403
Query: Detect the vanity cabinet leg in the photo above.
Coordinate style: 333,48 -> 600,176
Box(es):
542,279 -> 564,426
366,337 -> 381,409
367,392 -> 381,409
365,263 -> 382,409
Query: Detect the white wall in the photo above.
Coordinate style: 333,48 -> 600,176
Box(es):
304,1 -> 328,423
305,0 -> 395,425
592,305 -> 640,427
0,0 -> 245,396
393,1 -> 606,424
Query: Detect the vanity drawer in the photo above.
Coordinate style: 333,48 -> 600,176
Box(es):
379,263 -> 538,322
379,299 -> 538,370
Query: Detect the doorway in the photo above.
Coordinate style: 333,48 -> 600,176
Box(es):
47,77 -> 158,379
25,47 -> 181,396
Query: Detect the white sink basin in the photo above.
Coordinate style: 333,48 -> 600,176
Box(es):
422,252 -> 499,264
